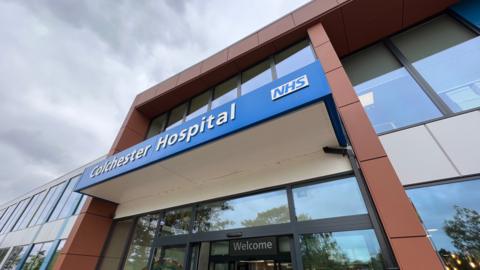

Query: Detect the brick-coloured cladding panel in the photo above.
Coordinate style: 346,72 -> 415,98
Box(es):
53,197 -> 117,270
308,23 -> 443,269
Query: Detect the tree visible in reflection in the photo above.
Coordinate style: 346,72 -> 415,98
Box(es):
440,206 -> 480,269
195,202 -> 234,232
301,234 -> 383,270
124,215 -> 158,270
241,205 -> 291,227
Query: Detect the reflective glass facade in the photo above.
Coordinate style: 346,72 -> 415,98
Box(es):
342,13 -> 480,134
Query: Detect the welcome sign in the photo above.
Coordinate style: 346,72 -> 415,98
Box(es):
229,237 -> 277,256
75,61 -> 345,192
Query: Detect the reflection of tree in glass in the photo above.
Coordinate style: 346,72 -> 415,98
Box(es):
301,234 -> 383,270
241,205 -> 292,227
125,215 -> 158,270
195,201 -> 234,232
162,208 -> 191,236
440,206 -> 480,269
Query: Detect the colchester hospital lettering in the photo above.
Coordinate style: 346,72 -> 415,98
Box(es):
89,103 -> 236,178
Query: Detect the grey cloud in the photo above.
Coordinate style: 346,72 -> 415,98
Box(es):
0,0 -> 308,205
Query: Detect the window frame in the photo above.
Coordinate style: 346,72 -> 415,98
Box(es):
342,12 -> 480,136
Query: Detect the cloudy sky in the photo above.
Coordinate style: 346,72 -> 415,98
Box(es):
0,0 -> 309,204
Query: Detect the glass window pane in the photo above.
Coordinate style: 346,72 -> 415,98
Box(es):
0,247 -> 10,265
46,240 -> 65,270
147,113 -> 168,139
300,230 -> 383,270
1,199 -> 30,234
412,36 -> 480,112
13,191 -> 47,231
241,59 -> 273,95
97,219 -> 135,270
73,195 -> 87,215
194,190 -> 289,232
343,43 -> 402,86
23,242 -> 53,270
275,40 -> 316,78
166,103 -> 187,130
210,241 -> 229,256
48,177 -> 81,221
151,246 -> 185,270
293,177 -> 368,221
0,205 -> 16,233
212,77 -> 238,109
407,179 -> 480,268
124,214 -> 160,270
187,91 -> 211,121
1,245 -> 29,270
392,15 -> 475,62
29,182 -> 65,226
161,207 -> 191,236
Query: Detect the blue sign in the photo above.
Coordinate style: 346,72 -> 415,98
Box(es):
75,61 -> 346,192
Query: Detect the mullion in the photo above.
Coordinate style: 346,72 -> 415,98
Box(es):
383,39 -> 453,116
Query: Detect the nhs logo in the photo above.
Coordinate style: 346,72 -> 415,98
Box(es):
271,75 -> 309,101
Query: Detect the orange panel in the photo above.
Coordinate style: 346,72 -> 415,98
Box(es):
53,253 -> 99,270
177,63 -> 202,86
325,67 -> 359,107
201,49 -> 228,74
313,42 -> 342,73
390,237 -> 444,270
307,22 -> 330,47
292,0 -> 338,26
259,15 -> 296,44
227,34 -> 259,60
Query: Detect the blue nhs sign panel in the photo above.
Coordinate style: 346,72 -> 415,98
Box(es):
75,61 -> 346,192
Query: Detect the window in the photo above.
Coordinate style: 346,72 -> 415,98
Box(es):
0,248 -> 10,266
12,191 -> 46,231
146,113 -> 168,139
0,199 -> 30,234
342,43 -> 442,133
241,59 -> 273,95
73,195 -> 87,215
293,177 -> 368,221
46,240 -> 65,270
274,40 -> 316,78
392,15 -> 480,112
407,179 -> 480,269
165,103 -> 187,131
48,176 -> 82,221
97,219 -> 135,270
28,182 -> 66,226
151,246 -> 185,270
194,190 -> 289,232
124,214 -> 160,270
300,230 -> 383,270
186,91 -> 211,121
0,205 -> 16,233
1,245 -> 29,270
22,241 -> 53,270
161,207 -> 191,236
212,77 -> 238,109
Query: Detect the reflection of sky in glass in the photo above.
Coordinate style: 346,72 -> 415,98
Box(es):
354,68 -> 441,133
407,179 -> 480,253
200,190 -> 289,231
332,230 -> 381,263
241,68 -> 272,95
275,46 -> 315,78
293,177 -> 367,220
413,37 -> 480,112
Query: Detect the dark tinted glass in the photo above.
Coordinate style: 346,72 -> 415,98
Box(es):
97,219 -> 135,270
146,113 -> 168,139
212,77 -> 238,109
407,179 -> 480,269
29,182 -> 65,226
275,40 -> 316,78
161,207 -> 191,236
241,59 -> 273,95
293,177 -> 368,221
194,190 -> 289,232
300,230 -> 383,270
151,246 -> 185,270
187,91 -> 211,121
166,103 -> 187,130
124,214 -> 160,270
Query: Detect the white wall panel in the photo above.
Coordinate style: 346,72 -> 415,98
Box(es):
380,125 -> 459,185
427,111 -> 480,176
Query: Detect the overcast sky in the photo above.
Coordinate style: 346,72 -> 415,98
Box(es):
0,0 -> 309,204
